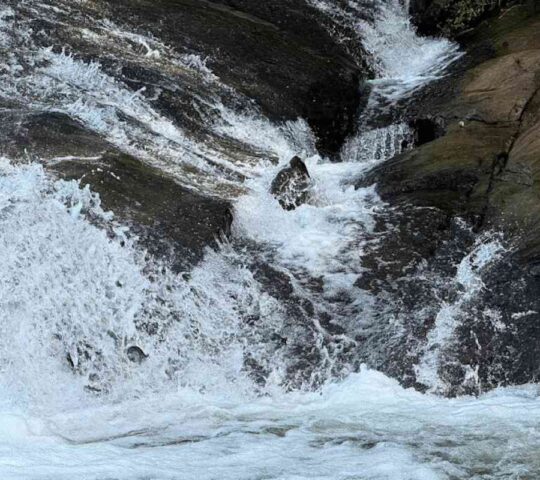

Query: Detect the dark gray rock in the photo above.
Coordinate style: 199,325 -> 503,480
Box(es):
0,110 -> 110,160
97,0 -> 368,156
126,346 -> 148,364
53,152 -> 233,272
270,156 -> 311,210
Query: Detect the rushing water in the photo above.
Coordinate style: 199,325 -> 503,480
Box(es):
1,1 -> 538,479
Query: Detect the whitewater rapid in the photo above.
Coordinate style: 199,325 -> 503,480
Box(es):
1,0 -> 537,479
4,369 -> 540,479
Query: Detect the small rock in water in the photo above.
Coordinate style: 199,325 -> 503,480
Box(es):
270,156 -> 311,211
126,346 -> 148,364
220,207 -> 234,238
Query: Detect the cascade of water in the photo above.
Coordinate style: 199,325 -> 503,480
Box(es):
0,0 -> 287,197
0,0 -> 471,408
309,0 -> 462,102
414,238 -> 506,394
308,0 -> 462,170
340,122 -> 413,166
1,2 -> 535,479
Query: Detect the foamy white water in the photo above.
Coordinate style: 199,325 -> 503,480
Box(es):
0,0 -> 273,197
309,0 -> 462,102
3,369 -> 540,480
1,1 -> 537,479
0,159 -> 288,408
415,237 -> 506,394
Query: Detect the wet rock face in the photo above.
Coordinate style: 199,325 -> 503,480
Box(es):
353,207 -> 478,393
364,8 -> 540,226
270,156 -> 311,211
442,253 -> 540,393
356,8 -> 540,395
0,111 -> 110,160
1,111 -> 232,271
99,0 -> 367,156
53,152 -> 233,272
409,0 -> 506,37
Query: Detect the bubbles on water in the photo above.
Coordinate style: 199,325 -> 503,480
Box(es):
0,6 -> 14,48
4,367 -> 540,480
0,158 -> 296,410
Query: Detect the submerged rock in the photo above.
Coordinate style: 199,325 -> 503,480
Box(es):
126,346 -> 148,364
270,156 -> 311,210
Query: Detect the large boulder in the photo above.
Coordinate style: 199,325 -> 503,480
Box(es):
357,8 -> 540,395
97,0 -> 368,156
0,110 -> 232,271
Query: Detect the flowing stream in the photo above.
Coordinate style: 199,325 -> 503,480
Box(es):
1,1 -> 538,479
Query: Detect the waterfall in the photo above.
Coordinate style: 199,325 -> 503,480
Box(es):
309,0 -> 462,102
341,122 -> 413,165
0,1 -> 537,479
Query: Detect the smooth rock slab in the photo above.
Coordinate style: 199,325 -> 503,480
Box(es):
1,110 -> 232,271
98,0 -> 367,156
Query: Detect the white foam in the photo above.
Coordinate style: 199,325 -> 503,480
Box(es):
0,158 -> 294,412
310,0 -> 462,102
0,159 -> 146,408
415,237 -> 506,393
0,6 -> 14,48
213,105 -> 317,166
2,368 -> 540,479
235,159 -> 379,281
